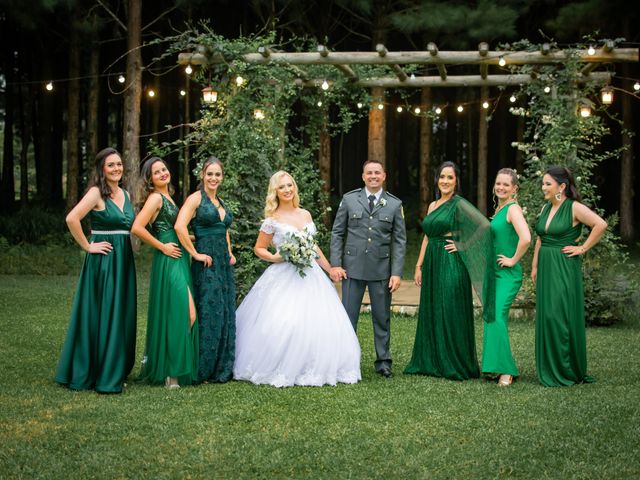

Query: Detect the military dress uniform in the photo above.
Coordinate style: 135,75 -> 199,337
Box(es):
330,188 -> 406,373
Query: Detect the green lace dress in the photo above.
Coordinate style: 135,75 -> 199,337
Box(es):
535,199 -> 593,387
405,195 -> 494,380
481,203 -> 520,378
55,193 -> 137,393
191,194 -> 236,383
138,194 -> 199,385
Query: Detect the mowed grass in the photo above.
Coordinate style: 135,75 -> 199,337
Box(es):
1,274 -> 639,479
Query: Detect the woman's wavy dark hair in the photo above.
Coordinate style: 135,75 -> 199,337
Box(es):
544,165 -> 581,202
137,157 -> 174,208
434,161 -> 462,199
198,156 -> 224,191
89,147 -> 121,200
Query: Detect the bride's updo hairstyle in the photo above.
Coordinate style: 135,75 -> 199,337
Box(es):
264,170 -> 300,218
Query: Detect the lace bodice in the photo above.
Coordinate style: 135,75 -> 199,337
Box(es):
260,217 -> 316,248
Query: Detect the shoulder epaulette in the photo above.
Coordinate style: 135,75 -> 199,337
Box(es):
344,188 -> 362,196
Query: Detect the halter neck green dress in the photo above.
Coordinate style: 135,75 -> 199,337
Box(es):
535,199 -> 593,387
191,193 -> 236,383
405,195 -> 494,380
481,203 -> 520,378
55,193 -> 137,393
138,194 -> 199,385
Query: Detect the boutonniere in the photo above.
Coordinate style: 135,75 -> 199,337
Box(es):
379,198 -> 387,207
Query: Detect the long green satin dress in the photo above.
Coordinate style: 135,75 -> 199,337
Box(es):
191,194 -> 236,383
139,194 -> 199,385
55,193 -> 137,393
535,199 -> 593,387
482,203 -> 520,377
404,196 -> 480,380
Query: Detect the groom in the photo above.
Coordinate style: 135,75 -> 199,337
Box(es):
330,160 -> 406,378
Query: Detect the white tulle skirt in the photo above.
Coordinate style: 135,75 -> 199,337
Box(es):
234,261 -> 361,387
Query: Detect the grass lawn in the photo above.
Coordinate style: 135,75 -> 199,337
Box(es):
1,274 -> 639,479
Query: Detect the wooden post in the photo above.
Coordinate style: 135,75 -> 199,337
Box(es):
182,75 -> 191,202
477,86 -> 488,215
419,87 -> 433,214
368,86 -> 386,166
319,112 -> 331,227
620,71 -> 635,242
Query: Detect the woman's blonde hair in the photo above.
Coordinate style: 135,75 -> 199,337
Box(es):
264,170 -> 300,218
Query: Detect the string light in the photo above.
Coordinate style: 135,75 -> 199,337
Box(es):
410,73 -> 416,80
434,107 -> 442,115
253,109 -> 265,120
185,64 -> 193,75
457,105 -> 464,113
600,86 -> 614,105
317,101 -> 323,107
235,76 -> 245,87
509,94 -> 517,103
180,90 -> 186,97
377,103 -> 384,110
118,75 -> 125,84
396,106 -> 403,113
634,82 -> 640,91
45,81 -> 53,91
587,46 -> 596,56
321,80 -> 329,91
482,101 -> 490,109
414,107 -> 421,114
498,56 -> 506,67
357,102 -> 363,109
147,89 -> 156,98
543,86 -> 551,94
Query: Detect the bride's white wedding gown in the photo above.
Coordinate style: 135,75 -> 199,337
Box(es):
233,218 -> 361,387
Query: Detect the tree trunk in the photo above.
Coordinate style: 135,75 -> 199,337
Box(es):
66,12 -> 81,209
368,86 -> 386,166
477,86 -> 488,215
87,21 -> 100,160
18,83 -> 31,205
619,66 -> 634,242
319,113 -> 331,226
419,87 -> 433,214
1,29 -> 16,208
123,0 -> 142,196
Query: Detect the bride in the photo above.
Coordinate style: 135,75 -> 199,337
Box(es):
234,171 -> 361,387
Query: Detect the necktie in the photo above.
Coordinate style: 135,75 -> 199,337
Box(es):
368,194 -> 376,212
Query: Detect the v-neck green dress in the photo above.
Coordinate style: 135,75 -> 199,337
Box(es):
55,193 -> 137,393
481,203 -> 520,377
534,199 -> 593,387
138,195 -> 199,385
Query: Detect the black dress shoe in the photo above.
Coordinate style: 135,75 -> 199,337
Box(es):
379,367 -> 393,378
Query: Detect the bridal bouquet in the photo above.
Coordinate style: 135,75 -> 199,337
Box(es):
278,230 -> 319,277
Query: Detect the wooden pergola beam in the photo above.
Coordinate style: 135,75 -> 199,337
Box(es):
293,72 -> 612,88
255,46 -> 310,81
479,42 -> 489,79
177,48 -> 638,67
317,45 -> 358,80
376,44 -> 408,82
427,42 -> 447,80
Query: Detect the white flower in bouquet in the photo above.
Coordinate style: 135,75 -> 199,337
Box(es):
278,230 -> 319,277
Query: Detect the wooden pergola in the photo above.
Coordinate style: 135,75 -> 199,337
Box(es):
178,42 -> 639,214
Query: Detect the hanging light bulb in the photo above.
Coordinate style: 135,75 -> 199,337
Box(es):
147,89 -> 156,98
45,81 -> 53,91
254,109 -> 265,120
201,87 -> 217,103
543,86 -> 551,94
235,76 -> 245,87
498,56 -> 506,67
357,102 -> 363,109
118,75 -> 125,84
185,64 -> 193,75
414,107 -> 421,114
509,94 -> 517,103
634,82 -> 640,91
457,105 -> 464,113
180,90 -> 186,97
434,107 -> 442,115
410,73 -> 416,80
377,103 -> 384,110
321,80 -> 329,91
587,45 -> 596,56
600,86 -> 614,105
396,106 -> 403,113
482,101 -> 490,109
317,101 -> 323,107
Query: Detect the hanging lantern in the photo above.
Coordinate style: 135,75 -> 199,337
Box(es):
600,86 -> 614,105
202,87 -> 218,104
578,102 -> 592,118
254,109 -> 265,120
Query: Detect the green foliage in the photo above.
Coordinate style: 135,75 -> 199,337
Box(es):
0,205 -> 69,244
158,27 -> 370,297
506,39 -> 636,325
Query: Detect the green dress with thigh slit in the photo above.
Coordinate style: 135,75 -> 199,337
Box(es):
138,194 -> 199,385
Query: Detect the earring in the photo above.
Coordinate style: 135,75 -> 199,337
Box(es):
554,192 -> 562,201
513,191 -> 518,202
492,190 -> 498,213
148,182 -> 154,191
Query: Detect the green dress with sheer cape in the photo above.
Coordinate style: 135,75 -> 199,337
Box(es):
138,194 -> 199,385
481,202 -> 520,377
535,199 -> 593,387
405,195 -> 495,380
55,193 -> 137,393
191,194 -> 236,383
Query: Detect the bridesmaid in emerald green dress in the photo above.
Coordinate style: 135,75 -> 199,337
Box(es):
405,162 -> 495,381
175,157 -> 236,383
532,166 -> 607,387
55,148 -> 137,394
482,168 -> 531,386
131,157 -> 198,389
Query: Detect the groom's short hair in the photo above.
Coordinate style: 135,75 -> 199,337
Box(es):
362,160 -> 385,172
